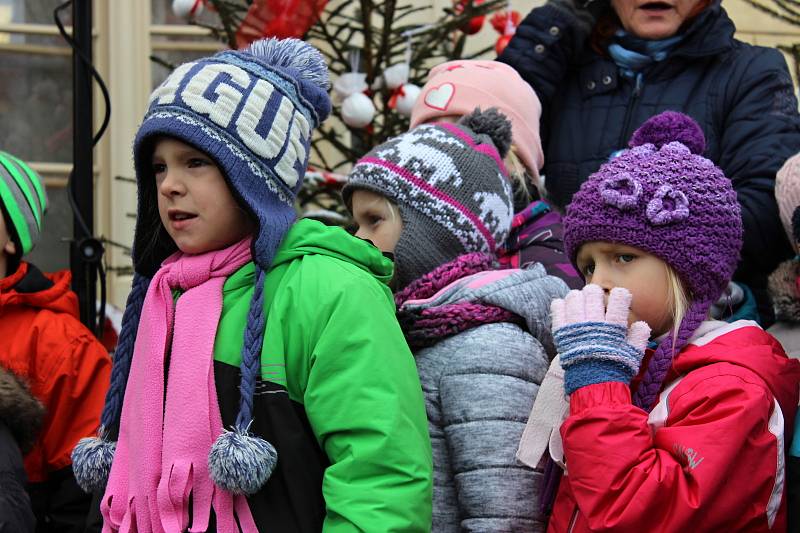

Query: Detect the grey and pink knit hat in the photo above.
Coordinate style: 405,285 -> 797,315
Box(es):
343,108 -> 514,288
563,111 -> 743,410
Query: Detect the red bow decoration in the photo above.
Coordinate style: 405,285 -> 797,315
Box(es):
490,9 -> 520,55
388,84 -> 407,110
236,0 -> 328,49
490,9 -> 521,34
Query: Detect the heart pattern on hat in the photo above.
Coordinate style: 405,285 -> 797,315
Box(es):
646,184 -> 690,225
424,83 -> 455,111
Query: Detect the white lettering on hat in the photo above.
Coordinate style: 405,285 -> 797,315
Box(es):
274,110 -> 310,188
236,78 -> 291,159
152,60 -> 313,188
183,63 -> 252,129
150,61 -> 197,106
236,78 -> 311,188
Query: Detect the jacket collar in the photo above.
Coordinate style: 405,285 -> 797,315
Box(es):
668,1 -> 735,58
578,0 -> 735,97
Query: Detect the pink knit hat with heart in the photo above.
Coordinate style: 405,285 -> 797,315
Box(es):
776,152 -> 800,251
410,60 -> 544,182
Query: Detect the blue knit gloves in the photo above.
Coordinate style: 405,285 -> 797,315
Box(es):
551,285 -> 651,395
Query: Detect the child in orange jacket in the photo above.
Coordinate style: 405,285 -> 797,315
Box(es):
0,150 -> 111,530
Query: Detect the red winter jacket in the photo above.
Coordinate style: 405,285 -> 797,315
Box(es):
0,262 -> 111,482
548,320 -> 800,532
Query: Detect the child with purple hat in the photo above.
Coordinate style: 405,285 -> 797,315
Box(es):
524,111 -> 800,531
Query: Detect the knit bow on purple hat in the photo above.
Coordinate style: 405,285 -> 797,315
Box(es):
563,111 -> 743,410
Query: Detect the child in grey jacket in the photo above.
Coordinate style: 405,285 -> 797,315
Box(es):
343,108 -> 569,532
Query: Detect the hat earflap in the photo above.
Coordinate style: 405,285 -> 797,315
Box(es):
72,274 -> 150,493
208,266 -> 278,495
632,299 -> 710,411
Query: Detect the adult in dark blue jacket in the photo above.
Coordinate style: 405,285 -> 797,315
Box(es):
498,0 -> 800,322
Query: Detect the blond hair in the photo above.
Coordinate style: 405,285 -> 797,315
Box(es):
506,146 -> 549,206
345,189 -> 401,224
664,263 -> 691,353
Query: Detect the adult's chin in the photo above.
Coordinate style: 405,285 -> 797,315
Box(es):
628,15 -> 681,39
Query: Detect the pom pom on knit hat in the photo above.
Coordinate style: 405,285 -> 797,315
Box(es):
245,37 -> 330,89
459,107 -> 513,158
628,110 -> 706,155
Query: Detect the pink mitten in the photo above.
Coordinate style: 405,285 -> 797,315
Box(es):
550,284 -> 651,394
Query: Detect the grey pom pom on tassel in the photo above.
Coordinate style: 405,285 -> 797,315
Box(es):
244,37 -> 330,90
459,107 -> 513,158
71,436 -> 116,493
208,429 -> 278,495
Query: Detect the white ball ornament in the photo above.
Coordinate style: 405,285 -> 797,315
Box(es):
395,83 -> 421,117
341,93 -> 375,128
172,0 -> 204,18
382,64 -> 410,90
333,72 -> 368,103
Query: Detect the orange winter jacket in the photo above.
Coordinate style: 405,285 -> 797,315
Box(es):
0,261 -> 111,483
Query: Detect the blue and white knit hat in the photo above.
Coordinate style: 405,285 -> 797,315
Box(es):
71,38 -> 331,496
133,37 -> 331,276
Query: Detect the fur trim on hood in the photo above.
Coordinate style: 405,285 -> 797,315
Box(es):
0,367 -> 45,453
768,258 -> 800,323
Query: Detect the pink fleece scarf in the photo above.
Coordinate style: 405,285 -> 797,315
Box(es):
101,239 -> 257,533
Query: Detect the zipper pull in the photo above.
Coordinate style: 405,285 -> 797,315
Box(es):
634,73 -> 643,96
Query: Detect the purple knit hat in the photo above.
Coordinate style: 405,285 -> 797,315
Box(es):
563,111 -> 743,410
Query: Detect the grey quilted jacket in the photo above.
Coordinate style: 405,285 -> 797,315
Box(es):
400,265 -> 569,532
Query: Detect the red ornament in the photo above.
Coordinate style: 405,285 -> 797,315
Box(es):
455,0 -> 486,35
236,0 -> 328,48
490,10 -> 521,34
495,34 -> 513,55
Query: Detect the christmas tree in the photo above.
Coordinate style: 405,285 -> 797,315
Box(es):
171,0 -> 514,222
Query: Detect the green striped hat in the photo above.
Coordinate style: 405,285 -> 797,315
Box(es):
0,152 -> 48,255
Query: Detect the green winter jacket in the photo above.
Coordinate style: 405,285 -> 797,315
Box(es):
210,218 -> 432,532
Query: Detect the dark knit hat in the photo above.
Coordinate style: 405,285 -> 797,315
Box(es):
0,151 -> 47,256
563,111 -> 743,410
343,108 -> 514,287
72,38 -> 331,496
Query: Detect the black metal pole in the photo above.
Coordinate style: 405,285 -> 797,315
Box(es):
70,0 -> 96,331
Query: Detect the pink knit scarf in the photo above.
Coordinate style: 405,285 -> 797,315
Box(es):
396,253 -> 520,349
101,239 -> 257,533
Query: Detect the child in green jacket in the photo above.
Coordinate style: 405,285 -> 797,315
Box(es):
72,38 -> 432,532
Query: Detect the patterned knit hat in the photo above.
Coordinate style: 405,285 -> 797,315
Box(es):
343,108 -> 514,288
563,111 -> 743,410
0,151 -> 47,256
72,38 -> 331,495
